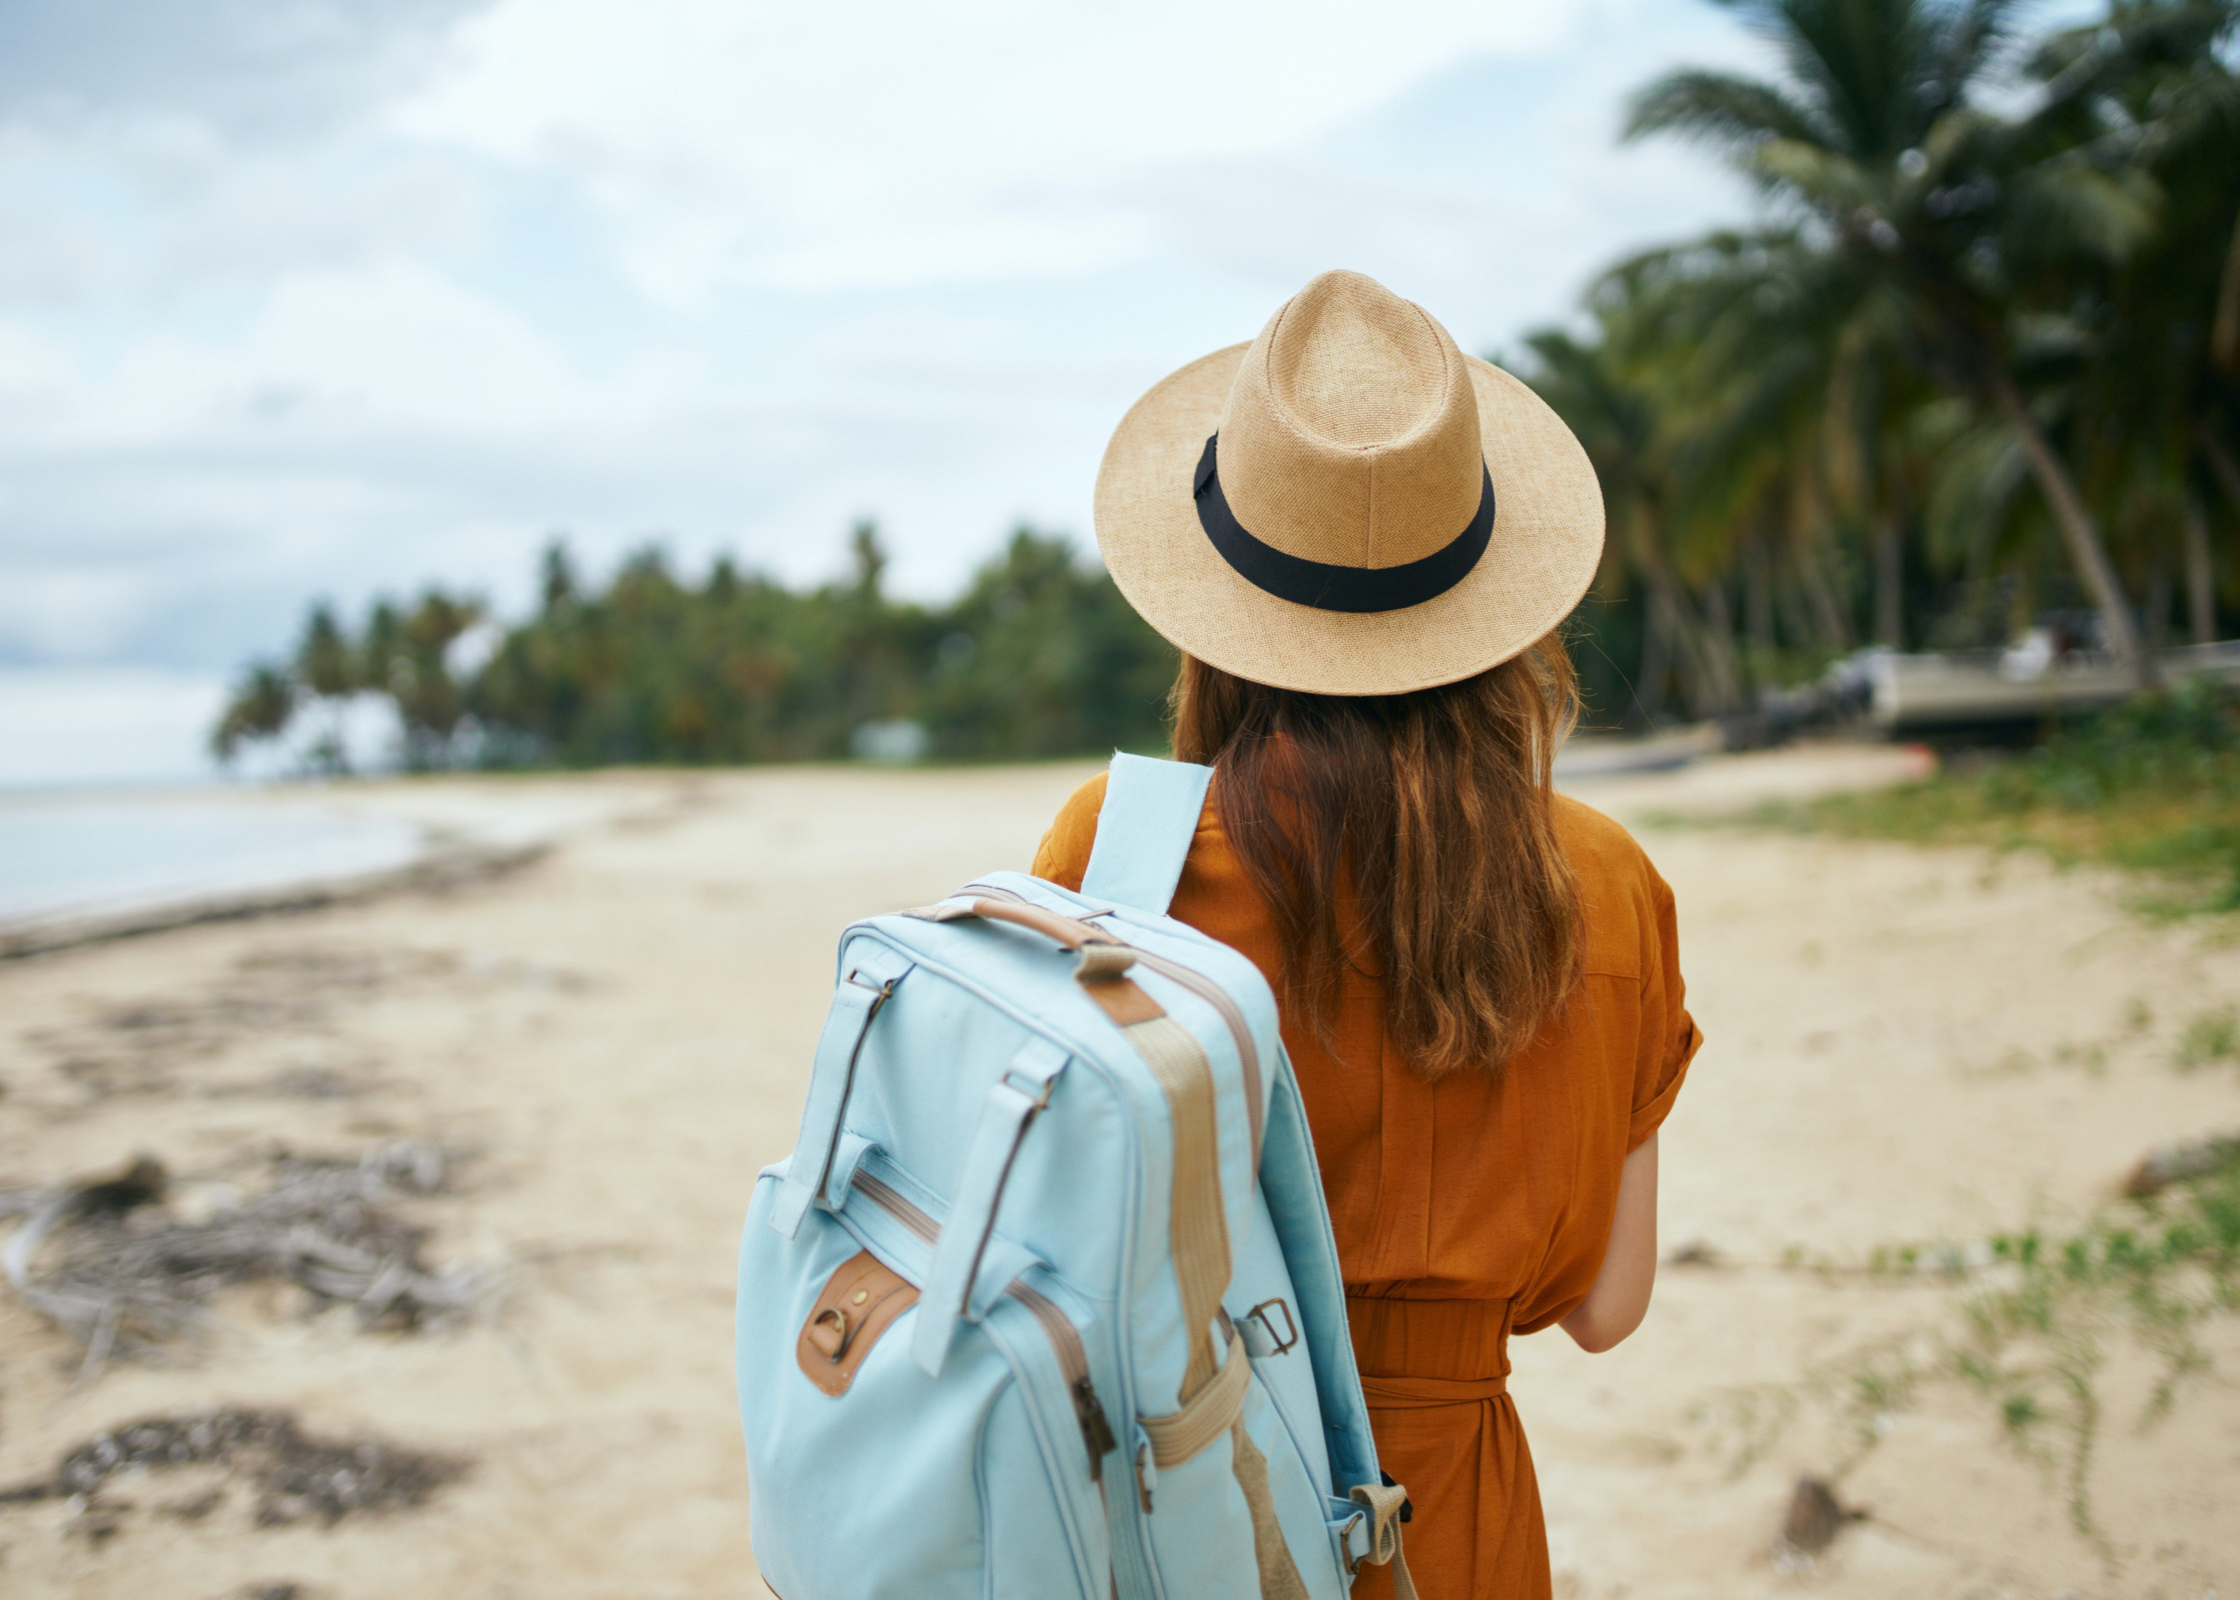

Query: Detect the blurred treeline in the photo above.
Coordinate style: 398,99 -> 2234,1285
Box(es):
212,527 -> 1177,770
220,0 -> 2240,764
1516,0 -> 2240,725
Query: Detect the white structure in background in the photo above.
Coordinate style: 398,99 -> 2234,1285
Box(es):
1865,640 -> 2240,732
1997,627 -> 2060,682
850,719 -> 929,764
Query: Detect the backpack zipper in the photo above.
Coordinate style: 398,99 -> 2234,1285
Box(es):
850,1169 -> 1117,1481
958,881 -> 1265,1167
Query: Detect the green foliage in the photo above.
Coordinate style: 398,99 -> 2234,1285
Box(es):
2174,1004 -> 2240,1070
212,527 -> 1175,772
1757,675 -> 2240,912
1536,0 -> 2240,716
920,529 -> 1180,761
215,0 -> 2240,758
1722,1141 -> 2240,1538
1952,1148 -> 2240,1535
209,664 -> 297,762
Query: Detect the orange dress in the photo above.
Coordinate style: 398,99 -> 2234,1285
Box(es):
1034,774 -> 1700,1600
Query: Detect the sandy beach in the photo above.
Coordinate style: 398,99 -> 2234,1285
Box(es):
2,751 -> 2235,1599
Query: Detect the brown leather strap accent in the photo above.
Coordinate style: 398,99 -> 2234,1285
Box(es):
941,897 -> 1170,1028
1080,975 -> 1166,1026
962,897 -> 1121,951
797,1251 -> 918,1396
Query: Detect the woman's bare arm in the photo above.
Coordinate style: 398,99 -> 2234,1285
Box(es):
1560,1133 -> 1659,1354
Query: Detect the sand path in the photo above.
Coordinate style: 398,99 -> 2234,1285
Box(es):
0,753 -> 2234,1598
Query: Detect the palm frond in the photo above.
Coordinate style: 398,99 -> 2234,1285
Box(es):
1624,70 -> 1833,157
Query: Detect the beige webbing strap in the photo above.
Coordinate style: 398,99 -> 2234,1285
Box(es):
1347,1483 -> 1421,1600
1116,1012 -> 1232,1396
1138,1328 -> 1250,1465
1088,957 -> 1310,1600
1231,1419 -> 1311,1600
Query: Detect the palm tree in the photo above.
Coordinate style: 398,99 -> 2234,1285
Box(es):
2032,0 -> 2240,642
211,665 -> 298,763
1521,306 -> 1748,722
293,602 -> 357,773
1602,227 -> 1885,653
1628,0 -> 2164,684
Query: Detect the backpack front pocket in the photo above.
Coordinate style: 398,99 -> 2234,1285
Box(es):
740,1177 -> 1102,1600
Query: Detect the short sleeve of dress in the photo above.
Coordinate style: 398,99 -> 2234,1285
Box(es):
1628,861 -> 1701,1150
1030,773 -> 1109,892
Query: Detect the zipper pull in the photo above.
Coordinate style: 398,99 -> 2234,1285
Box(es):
1072,1376 -> 1117,1479
1131,1423 -> 1156,1514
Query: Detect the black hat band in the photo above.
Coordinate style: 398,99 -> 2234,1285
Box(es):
1192,433 -> 1494,615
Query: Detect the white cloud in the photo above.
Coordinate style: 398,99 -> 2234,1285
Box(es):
0,0 -> 490,135
0,0 -> 1788,788
394,0 -> 1707,303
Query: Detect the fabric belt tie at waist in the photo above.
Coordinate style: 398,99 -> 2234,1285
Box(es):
1346,1294 -> 1512,1407
1359,1371 -> 1508,1408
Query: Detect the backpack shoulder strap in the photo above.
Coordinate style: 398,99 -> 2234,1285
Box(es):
1078,753 -> 1213,914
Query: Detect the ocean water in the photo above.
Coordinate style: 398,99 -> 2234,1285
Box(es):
0,795 -> 427,929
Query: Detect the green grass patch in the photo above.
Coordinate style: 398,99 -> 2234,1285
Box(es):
1945,1151 -> 2240,1539
1716,1141 -> 2240,1543
2175,1005 -> 2240,1072
1740,677 -> 2240,917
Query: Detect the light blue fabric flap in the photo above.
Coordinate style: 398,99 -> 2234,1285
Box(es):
767,941 -> 915,1238
910,1035 -> 1071,1375
1078,753 -> 1213,915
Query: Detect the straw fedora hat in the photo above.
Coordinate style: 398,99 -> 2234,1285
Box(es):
1094,269 -> 1604,696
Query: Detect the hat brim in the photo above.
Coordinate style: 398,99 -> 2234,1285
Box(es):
1094,342 -> 1605,696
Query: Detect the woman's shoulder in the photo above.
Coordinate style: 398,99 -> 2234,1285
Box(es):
1552,792 -> 1674,977
1551,791 -> 1653,876
1030,770 -> 1111,892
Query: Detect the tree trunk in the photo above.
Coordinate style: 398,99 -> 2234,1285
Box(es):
1774,563 -> 1819,657
1644,566 -> 1699,718
2213,205 -> 2240,376
1792,505 -> 1855,651
2181,489 -> 2217,646
1638,539 -> 1723,721
1744,532 -> 1776,659
1989,369 -> 2155,689
1803,552 -> 1853,649
1872,514 -> 1904,648
1634,591 -> 1671,725
1623,508 -> 1672,725
2201,420 -> 2240,518
1696,579 -> 1747,716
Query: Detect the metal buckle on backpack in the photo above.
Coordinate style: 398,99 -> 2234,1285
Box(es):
1337,1511 -> 1367,1575
1244,1297 -> 1300,1356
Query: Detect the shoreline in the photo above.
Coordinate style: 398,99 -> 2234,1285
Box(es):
0,754 -> 2233,1596
1,728 -> 1901,959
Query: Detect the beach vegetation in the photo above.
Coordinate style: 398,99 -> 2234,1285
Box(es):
213,0 -> 2240,760
2174,1003 -> 2240,1068
214,525 -> 1174,771
1702,1136 -> 2240,1538
1517,0 -> 2240,728
1739,674 -> 2240,913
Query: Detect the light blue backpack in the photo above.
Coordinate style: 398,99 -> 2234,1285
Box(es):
737,754 -> 1417,1600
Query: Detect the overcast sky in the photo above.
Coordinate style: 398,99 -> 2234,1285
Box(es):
0,0 -> 1804,781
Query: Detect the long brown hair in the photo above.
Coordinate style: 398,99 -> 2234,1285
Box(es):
1170,639 -> 1582,1078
